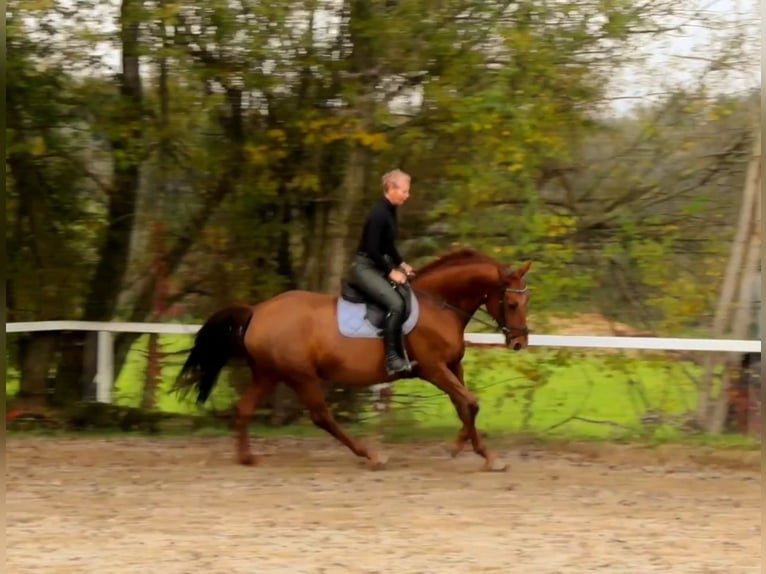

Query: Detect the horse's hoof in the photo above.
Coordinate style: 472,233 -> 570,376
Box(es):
483,459 -> 509,472
238,453 -> 258,466
368,455 -> 389,471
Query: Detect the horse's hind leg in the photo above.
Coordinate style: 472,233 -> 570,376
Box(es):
289,377 -> 386,470
448,400 -> 471,458
235,373 -> 277,466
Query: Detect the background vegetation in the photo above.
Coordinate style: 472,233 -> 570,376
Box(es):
6,0 -> 760,442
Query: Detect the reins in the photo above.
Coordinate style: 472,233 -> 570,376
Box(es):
410,285 -> 528,336
410,286 -> 495,330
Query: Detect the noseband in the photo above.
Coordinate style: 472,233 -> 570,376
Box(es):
495,284 -> 530,338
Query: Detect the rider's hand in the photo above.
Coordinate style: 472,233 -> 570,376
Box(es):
389,269 -> 407,284
400,262 -> 415,277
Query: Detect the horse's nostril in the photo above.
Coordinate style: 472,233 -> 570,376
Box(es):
513,342 -> 522,351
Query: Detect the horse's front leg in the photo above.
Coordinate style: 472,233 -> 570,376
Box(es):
426,363 -> 507,472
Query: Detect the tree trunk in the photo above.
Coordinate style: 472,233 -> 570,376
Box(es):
323,144 -> 370,293
6,150 -> 57,403
309,0 -> 381,417
15,334 -> 58,407
141,30 -> 171,410
276,199 -> 296,289
697,125 -> 760,432
110,82 -> 247,388
707,168 -> 761,433
52,0 -> 145,405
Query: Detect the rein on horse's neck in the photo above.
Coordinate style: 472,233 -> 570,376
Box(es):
412,261 -> 501,328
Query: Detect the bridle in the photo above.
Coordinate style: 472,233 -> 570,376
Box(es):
411,280 -> 529,340
495,284 -> 530,339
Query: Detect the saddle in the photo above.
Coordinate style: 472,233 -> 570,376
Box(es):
339,278 -> 413,330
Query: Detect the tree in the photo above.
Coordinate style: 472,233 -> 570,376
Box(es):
6,0 -> 758,421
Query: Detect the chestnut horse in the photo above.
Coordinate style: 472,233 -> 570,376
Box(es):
173,248 -> 531,471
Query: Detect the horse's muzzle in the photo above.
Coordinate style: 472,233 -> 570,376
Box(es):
503,325 -> 529,351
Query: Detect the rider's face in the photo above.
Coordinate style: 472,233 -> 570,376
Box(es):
385,179 -> 411,206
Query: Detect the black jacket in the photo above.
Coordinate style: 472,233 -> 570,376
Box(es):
356,196 -> 404,272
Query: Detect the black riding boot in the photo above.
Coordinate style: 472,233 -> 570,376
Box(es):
383,311 -> 411,375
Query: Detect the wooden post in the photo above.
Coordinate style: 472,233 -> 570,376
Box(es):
96,331 -> 114,403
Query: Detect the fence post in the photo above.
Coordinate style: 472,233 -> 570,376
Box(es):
96,331 -> 114,403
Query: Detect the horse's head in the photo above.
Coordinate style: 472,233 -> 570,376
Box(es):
485,261 -> 532,351
412,248 -> 532,349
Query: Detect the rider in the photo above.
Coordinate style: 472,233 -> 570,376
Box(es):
349,169 -> 415,375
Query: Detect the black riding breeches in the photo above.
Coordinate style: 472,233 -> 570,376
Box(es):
349,255 -> 405,315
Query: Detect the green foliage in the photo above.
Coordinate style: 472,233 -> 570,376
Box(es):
6,337 -> 721,443
393,347 -> 704,441
7,10 -> 103,322
6,0 -> 756,408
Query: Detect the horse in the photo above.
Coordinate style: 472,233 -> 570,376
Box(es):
173,248 -> 532,471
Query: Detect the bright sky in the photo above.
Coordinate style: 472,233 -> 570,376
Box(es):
606,0 -> 760,114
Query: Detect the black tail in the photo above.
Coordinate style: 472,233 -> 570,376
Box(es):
173,305 -> 254,405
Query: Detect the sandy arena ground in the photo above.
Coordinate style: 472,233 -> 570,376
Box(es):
6,436 -> 761,573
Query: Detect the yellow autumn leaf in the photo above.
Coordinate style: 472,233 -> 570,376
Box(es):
355,131 -> 390,151
32,136 -> 47,156
266,129 -> 286,142
289,173 -> 320,192
20,0 -> 54,10
245,144 -> 269,166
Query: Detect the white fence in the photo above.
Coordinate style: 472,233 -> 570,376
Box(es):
6,320 -> 761,404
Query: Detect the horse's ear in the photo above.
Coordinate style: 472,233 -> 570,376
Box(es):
517,261 -> 532,277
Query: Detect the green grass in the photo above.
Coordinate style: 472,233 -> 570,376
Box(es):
8,334 -> 750,447
384,348 -> 704,440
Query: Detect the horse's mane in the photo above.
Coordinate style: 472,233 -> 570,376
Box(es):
415,248 -> 500,279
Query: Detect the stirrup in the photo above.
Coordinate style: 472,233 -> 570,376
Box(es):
385,355 -> 412,376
